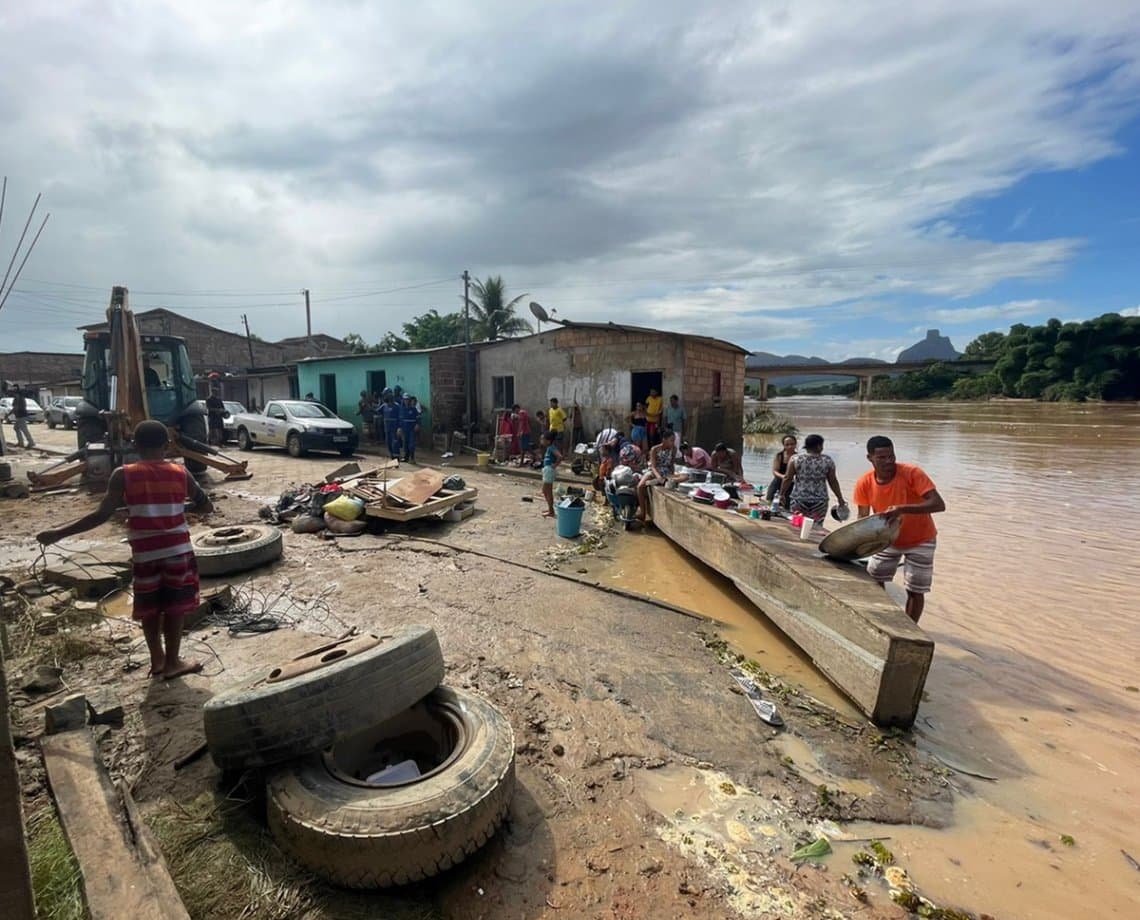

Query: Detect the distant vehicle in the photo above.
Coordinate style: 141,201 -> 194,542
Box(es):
46,396 -> 83,429
0,396 -> 45,424
193,399 -> 247,443
233,400 -> 359,457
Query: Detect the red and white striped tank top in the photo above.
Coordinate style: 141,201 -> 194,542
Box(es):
121,461 -> 192,562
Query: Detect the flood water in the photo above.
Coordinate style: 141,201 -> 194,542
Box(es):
608,398 -> 1140,920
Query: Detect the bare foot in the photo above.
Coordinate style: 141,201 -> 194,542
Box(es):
163,659 -> 203,680
542,510 -> 555,518
148,655 -> 166,677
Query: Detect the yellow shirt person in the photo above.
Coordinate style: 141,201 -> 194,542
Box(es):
547,398 -> 567,441
645,389 -> 663,438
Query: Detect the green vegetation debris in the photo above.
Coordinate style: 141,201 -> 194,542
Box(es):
742,409 -> 798,435
27,807 -> 85,920
719,781 -> 737,795
870,839 -> 895,865
852,850 -> 876,868
816,785 -> 832,806
790,838 -> 832,861
1060,834 -> 1076,847
1124,686 -> 1138,693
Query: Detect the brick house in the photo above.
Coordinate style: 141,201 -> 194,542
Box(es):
0,352 -> 85,391
475,323 -> 747,449
80,308 -> 349,408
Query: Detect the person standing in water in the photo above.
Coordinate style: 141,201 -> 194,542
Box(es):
854,435 -> 946,624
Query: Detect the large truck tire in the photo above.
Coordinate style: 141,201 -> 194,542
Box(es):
266,686 -> 515,888
204,625 -> 445,770
180,413 -> 209,477
191,524 -> 283,577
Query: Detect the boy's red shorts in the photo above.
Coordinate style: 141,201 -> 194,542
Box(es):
132,552 -> 200,621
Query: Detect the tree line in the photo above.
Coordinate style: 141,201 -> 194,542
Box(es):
870,313 -> 1140,402
344,276 -> 533,353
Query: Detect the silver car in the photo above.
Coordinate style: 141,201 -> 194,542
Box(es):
46,396 -> 83,430
0,396 -> 45,424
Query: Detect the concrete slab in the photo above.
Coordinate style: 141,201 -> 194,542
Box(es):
86,689 -> 124,726
649,489 -> 933,727
45,694 -> 88,734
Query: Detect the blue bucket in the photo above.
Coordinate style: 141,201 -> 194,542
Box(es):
555,502 -> 585,539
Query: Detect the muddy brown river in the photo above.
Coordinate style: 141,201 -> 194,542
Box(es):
610,398 -> 1140,920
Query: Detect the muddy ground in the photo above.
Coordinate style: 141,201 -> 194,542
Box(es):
1,428 -> 975,920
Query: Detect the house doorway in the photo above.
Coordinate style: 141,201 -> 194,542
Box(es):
319,373 -> 338,411
366,370 -> 387,396
630,370 -> 663,408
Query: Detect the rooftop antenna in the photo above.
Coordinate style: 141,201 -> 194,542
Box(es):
0,178 -> 51,314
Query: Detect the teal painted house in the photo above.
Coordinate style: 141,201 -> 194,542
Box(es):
296,346 -> 469,434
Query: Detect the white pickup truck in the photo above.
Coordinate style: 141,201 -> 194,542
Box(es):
233,400 -> 359,458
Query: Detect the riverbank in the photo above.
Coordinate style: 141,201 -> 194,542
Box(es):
2,425 -> 966,919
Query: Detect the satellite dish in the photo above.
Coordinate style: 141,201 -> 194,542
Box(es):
529,301 -> 550,323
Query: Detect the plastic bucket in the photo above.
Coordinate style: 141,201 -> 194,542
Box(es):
555,503 -> 585,538
475,452 -> 490,467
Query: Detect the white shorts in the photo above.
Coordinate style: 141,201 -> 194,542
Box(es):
867,540 -> 936,594
542,465 -> 556,484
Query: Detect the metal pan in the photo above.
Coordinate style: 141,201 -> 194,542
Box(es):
818,514 -> 901,560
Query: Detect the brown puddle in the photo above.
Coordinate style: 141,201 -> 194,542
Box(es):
601,527 -> 860,717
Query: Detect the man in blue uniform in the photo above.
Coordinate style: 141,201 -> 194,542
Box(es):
378,388 -> 401,460
399,393 -> 422,463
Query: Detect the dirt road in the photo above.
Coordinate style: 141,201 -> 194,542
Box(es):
1,427 -> 960,919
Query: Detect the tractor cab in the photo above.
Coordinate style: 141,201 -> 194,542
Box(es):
81,332 -> 197,424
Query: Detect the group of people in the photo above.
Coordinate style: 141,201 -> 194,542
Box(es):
356,388 -> 423,462
764,432 -> 944,623
1,388 -> 36,452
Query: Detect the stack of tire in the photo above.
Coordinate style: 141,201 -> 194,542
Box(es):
202,624 -> 515,888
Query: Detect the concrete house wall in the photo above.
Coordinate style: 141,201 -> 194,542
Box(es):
476,325 -> 745,448
296,352 -> 433,432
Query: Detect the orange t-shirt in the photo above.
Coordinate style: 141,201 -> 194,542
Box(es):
853,462 -> 938,549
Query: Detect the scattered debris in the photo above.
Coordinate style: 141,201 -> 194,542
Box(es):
86,688 -> 124,726
21,664 -> 63,693
45,693 -> 88,734
790,837 -> 832,861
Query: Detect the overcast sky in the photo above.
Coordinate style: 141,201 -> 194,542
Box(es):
1,0 -> 1138,360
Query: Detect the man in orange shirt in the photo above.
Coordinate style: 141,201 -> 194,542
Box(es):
853,435 -> 946,624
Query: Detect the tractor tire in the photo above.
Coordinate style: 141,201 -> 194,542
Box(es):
180,413 -> 209,478
76,417 -> 104,451
47,418 -> 57,430
237,427 -> 253,451
204,625 -> 445,771
63,416 -> 74,430
287,431 -> 304,458
191,524 -> 283,577
266,686 -> 515,888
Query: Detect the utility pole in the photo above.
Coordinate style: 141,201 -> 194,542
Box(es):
242,314 -> 256,368
463,270 -> 472,443
303,288 -> 312,347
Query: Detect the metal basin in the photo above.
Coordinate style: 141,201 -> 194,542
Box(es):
818,514 -> 901,560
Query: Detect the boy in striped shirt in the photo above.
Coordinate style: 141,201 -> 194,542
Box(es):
38,420 -> 214,679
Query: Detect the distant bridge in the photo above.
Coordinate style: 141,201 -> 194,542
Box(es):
746,358 -> 995,400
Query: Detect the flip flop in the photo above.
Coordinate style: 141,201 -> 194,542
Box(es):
163,660 -> 204,681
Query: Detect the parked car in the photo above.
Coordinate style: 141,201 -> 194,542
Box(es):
0,396 -> 45,424
46,396 -> 84,429
192,399 -> 247,443
232,400 -> 359,457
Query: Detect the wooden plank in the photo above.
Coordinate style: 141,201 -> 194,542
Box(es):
366,487 -> 479,522
386,468 -> 446,506
649,489 -> 933,727
41,730 -> 190,920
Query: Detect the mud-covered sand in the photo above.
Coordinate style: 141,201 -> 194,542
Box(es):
1,428 -> 969,919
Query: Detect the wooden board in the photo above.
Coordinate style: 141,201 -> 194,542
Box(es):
365,487 -> 479,522
385,468 -> 446,506
41,730 -> 190,920
649,489 -> 933,727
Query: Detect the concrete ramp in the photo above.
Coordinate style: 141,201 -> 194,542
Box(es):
649,489 -> 933,727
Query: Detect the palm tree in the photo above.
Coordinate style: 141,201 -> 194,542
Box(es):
465,276 -> 533,341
